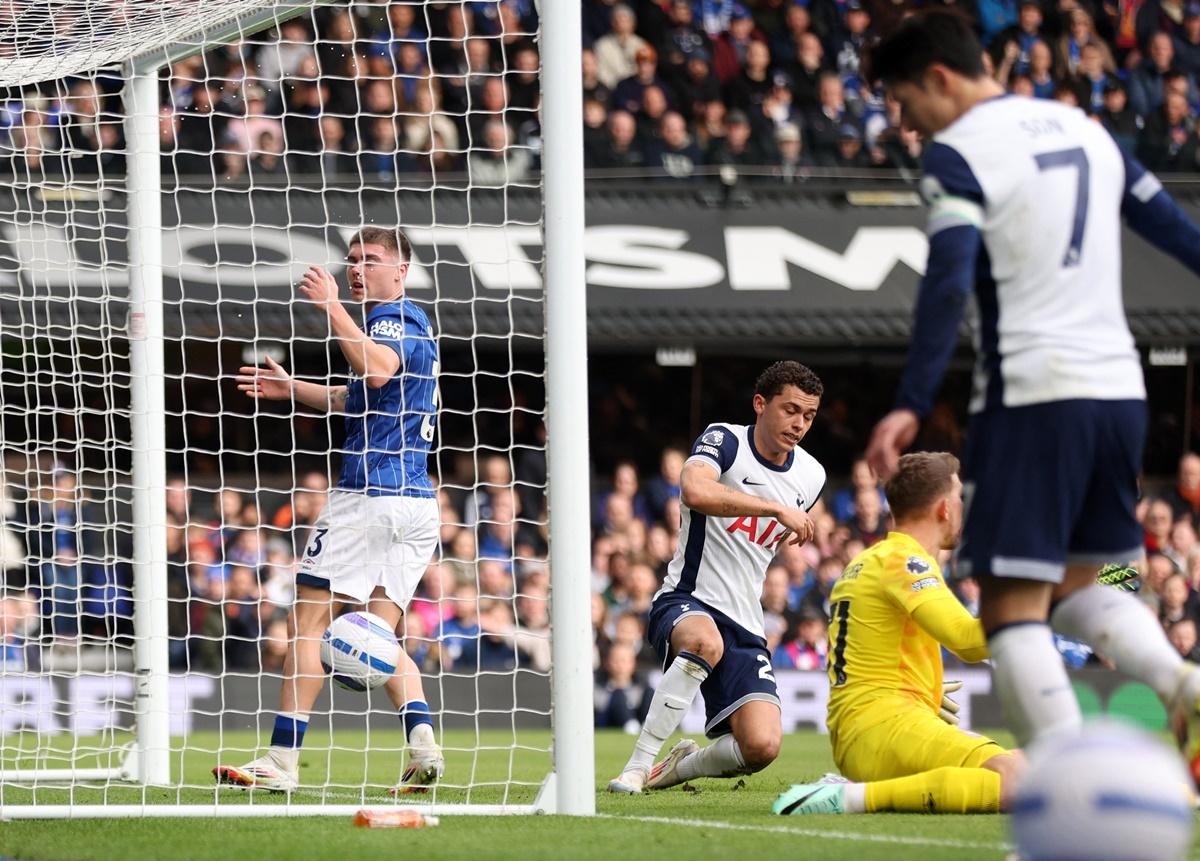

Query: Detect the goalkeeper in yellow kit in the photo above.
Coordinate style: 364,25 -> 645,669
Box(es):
774,452 -> 1023,815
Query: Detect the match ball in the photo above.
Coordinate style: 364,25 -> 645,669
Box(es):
320,611 -> 400,692
1011,721 -> 1195,861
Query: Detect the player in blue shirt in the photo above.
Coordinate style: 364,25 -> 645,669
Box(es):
864,11 -> 1200,775
215,226 -> 443,793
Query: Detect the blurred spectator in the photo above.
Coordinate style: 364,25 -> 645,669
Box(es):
662,0 -> 712,69
712,5 -> 762,84
826,0 -> 873,81
991,0 -> 1046,77
1,480 -> 26,589
1143,552 -> 1179,612
800,555 -> 842,620
588,108 -> 646,168
1072,42 -> 1118,112
594,641 -> 651,729
595,4 -> 650,89
773,121 -> 808,180
476,600 -> 518,669
804,73 -> 854,167
1168,617 -> 1200,660
958,576 -> 982,616
708,107 -> 770,167
613,45 -> 670,115
724,40 -> 772,114
647,110 -> 704,178
1159,572 -> 1198,628
464,454 -> 513,527
848,483 -> 887,545
1130,32 -> 1190,118
1177,4 -> 1200,78
440,582 -> 481,669
1145,498 -> 1176,552
270,470 -> 329,556
832,457 -> 885,523
1164,452 -> 1200,520
582,47 -> 613,106
636,83 -> 671,140
1168,518 -> 1199,571
1056,9 -> 1115,79
175,82 -> 230,177
1140,0 -> 1191,47
645,447 -> 684,522
6,106 -> 62,179
773,605 -> 829,670
1137,90 -> 1198,169
1100,82 -> 1143,153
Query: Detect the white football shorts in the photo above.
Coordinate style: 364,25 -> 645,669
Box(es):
296,490 -> 439,608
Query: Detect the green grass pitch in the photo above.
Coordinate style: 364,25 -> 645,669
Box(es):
1,728 -> 1198,861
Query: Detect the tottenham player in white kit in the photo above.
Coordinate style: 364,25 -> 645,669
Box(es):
610,362 -> 826,793
864,12 -> 1200,768
214,226 -> 444,793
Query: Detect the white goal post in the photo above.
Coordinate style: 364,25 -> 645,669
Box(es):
0,0 -> 593,818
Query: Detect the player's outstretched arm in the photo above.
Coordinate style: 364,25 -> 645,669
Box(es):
867,224 -> 978,478
1119,150 -> 1200,277
680,461 -> 815,544
236,355 -> 347,413
910,597 -> 989,663
299,265 -> 400,389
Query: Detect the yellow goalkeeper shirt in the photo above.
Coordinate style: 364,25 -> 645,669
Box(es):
825,531 -> 988,736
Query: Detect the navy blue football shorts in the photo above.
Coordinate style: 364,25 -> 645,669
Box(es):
957,398 -> 1146,584
648,591 -> 781,738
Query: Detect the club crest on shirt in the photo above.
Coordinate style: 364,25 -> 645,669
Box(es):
906,556 -> 931,575
701,429 -> 725,447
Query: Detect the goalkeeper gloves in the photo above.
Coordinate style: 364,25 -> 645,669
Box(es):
939,680 -> 963,725
1097,563 -> 1140,593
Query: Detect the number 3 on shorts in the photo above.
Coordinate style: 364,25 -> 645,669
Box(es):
305,528 -> 329,559
756,654 -> 776,683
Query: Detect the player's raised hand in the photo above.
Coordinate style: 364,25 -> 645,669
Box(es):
866,409 -> 920,480
777,507 -> 816,547
236,355 -> 292,400
298,265 -> 340,312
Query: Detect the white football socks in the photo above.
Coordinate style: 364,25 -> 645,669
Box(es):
622,651 -> 710,774
267,745 -> 300,773
674,734 -> 748,781
988,623 -> 1081,747
1051,583 -> 1183,701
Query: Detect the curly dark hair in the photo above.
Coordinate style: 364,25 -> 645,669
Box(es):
754,361 -> 824,401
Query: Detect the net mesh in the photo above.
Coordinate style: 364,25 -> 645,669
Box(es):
0,0 -> 552,812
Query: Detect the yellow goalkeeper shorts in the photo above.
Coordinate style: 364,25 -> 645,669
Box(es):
832,702 -> 1009,783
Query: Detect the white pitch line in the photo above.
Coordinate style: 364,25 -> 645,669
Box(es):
599,813 -> 1012,852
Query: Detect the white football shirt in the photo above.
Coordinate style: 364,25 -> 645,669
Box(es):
658,422 -> 826,639
923,95 -> 1145,413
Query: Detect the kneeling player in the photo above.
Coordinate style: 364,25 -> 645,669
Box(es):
609,362 -> 827,793
775,453 -> 1022,815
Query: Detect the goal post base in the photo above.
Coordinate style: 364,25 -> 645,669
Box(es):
0,743 -> 139,784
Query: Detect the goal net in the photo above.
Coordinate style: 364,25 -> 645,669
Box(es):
0,0 -> 590,818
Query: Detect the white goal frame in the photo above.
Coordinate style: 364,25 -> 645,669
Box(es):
0,0 -> 594,819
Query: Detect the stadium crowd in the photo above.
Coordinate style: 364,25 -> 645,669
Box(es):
5,0 -> 1200,184
3,442 -> 1200,729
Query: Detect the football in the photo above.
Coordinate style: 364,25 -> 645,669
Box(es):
1011,721 -> 1195,861
319,611 -> 401,692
